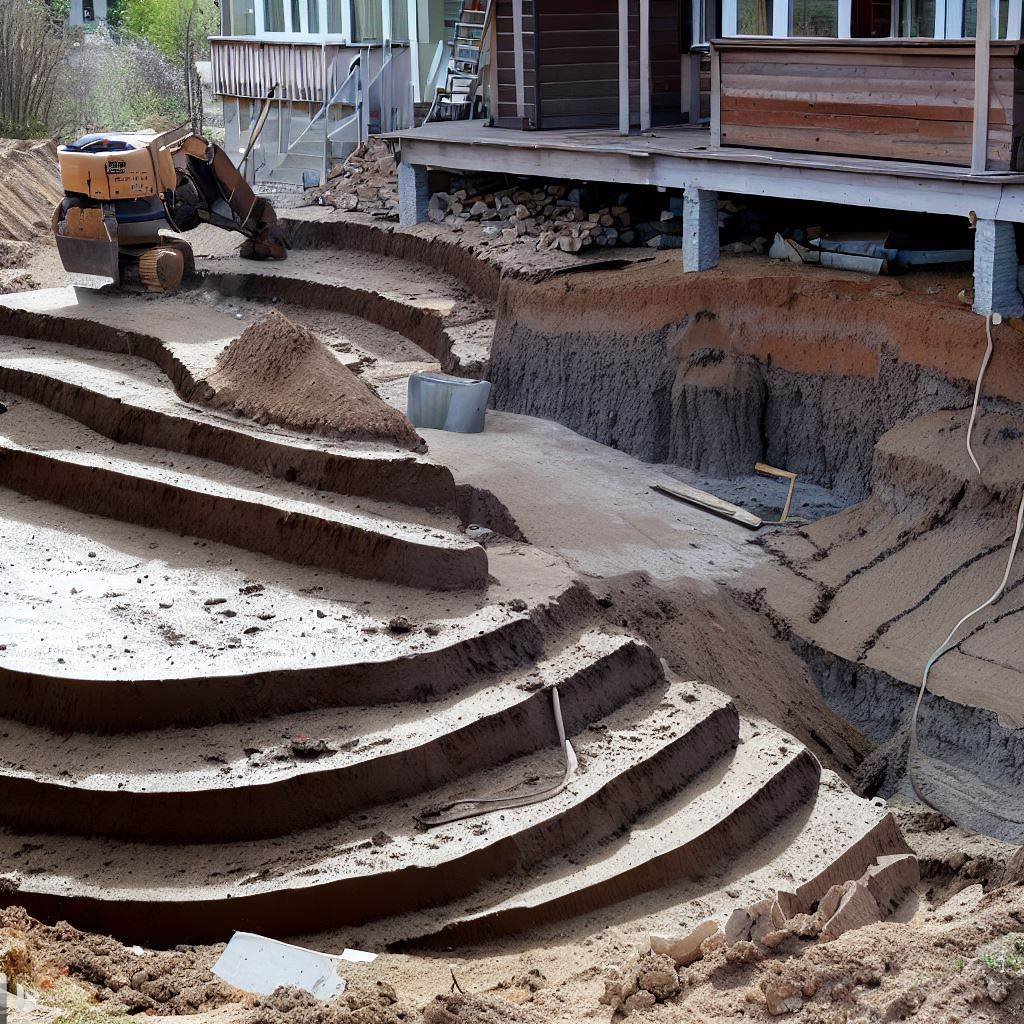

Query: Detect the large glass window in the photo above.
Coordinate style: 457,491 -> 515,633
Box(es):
306,0 -> 320,32
390,0 -> 409,40
327,0 -> 345,33
737,0 -> 773,34
231,0 -> 256,33
898,0 -> 935,35
263,0 -> 285,30
791,0 -> 839,34
964,0 -> 1010,36
352,0 -> 383,39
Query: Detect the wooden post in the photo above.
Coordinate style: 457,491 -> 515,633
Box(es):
407,0 -> 420,102
972,0 -> 992,172
513,0 -> 525,120
710,45 -> 721,147
640,0 -> 651,131
618,0 -> 629,135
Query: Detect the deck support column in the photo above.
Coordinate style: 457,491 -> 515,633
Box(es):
682,187 -> 719,272
973,219 -> 1023,317
398,161 -> 429,226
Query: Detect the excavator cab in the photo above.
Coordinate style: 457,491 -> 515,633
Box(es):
53,127 -> 286,293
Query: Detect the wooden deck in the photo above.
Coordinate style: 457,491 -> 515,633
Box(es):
390,118 -> 1024,224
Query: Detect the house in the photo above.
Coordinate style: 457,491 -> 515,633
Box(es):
68,0 -> 108,27
393,0 -> 1024,318
210,0 -> 460,185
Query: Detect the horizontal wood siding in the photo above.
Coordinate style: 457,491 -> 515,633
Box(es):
492,0 -> 642,131
715,39 -> 1024,170
494,0 -> 537,128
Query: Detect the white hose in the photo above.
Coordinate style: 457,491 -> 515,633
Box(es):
966,313 -> 995,475
416,687 -> 579,827
908,313 -> 1024,825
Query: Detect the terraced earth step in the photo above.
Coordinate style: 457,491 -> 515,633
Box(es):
0,394 -> 485,590
428,776 -> 900,963
0,630 -> 665,842
0,491 -> 588,731
387,720 -> 824,949
0,287 -> 245,385
195,266 -> 496,374
0,680 -> 736,944
0,335 -> 459,510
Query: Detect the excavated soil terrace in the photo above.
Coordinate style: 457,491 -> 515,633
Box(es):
2,207 -> 1023,1024
0,227 -> 902,963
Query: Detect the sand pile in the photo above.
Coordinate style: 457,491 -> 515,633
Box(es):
0,138 -> 62,243
191,310 -> 425,450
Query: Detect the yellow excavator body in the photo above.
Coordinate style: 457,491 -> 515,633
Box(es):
53,126 -> 286,293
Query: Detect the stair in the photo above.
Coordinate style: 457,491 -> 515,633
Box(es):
0,247 -> 898,951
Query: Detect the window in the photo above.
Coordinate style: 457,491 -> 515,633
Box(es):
231,0 -> 256,34
327,0 -> 345,33
791,0 -> 839,33
83,0 -> 95,20
390,0 -> 409,41
737,0 -> 773,33
964,0 -> 1010,36
263,0 -> 285,31
898,0 -> 935,35
352,0 -> 382,39
306,0 -> 320,32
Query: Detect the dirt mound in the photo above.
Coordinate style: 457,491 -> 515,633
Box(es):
601,882 -> 1024,1021
0,904 -> 233,1014
0,139 -> 61,243
249,983 -> 414,1024
190,310 -> 425,450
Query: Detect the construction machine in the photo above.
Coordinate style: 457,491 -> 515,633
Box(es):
52,126 -> 286,293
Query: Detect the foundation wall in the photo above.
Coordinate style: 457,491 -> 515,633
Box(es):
488,260 -> 1024,498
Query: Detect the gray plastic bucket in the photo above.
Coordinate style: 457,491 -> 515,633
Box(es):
407,372 -> 491,433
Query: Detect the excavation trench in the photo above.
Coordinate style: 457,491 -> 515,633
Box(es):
0,210 -> 1017,958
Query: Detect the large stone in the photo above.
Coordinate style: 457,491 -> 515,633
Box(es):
863,853 -> 919,916
650,920 -> 721,966
820,881 -> 882,941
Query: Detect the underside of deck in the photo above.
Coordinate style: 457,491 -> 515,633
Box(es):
391,120 -> 1024,223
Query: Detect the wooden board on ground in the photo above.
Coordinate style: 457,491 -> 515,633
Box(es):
651,481 -> 763,529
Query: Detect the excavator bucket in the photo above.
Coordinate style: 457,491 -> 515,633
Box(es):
53,203 -> 120,283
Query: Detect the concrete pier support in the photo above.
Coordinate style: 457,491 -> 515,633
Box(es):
682,187 -> 719,273
973,219 -> 1024,317
398,161 -> 430,227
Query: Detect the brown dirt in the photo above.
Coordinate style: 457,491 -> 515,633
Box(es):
599,882 -> 1024,1022
188,310 -> 425,451
0,139 -> 61,244
593,571 -> 869,779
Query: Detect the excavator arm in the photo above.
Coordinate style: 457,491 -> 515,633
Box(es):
53,122 -> 286,292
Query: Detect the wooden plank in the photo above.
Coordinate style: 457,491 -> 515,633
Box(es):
721,105 -> 1012,143
720,122 -> 1014,167
720,94 -> 1012,127
719,59 -> 1015,83
651,482 -> 763,530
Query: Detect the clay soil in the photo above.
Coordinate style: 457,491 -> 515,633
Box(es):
188,310 -> 426,450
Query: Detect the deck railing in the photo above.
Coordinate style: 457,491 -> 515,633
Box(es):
210,37 -> 351,102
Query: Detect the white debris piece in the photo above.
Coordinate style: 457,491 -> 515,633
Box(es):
212,931 -> 377,1001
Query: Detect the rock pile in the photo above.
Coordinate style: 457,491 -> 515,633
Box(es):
314,138 -> 399,219
602,851 -> 920,1017
427,182 -> 639,253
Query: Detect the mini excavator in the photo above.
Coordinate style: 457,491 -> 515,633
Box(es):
52,125 -> 286,292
